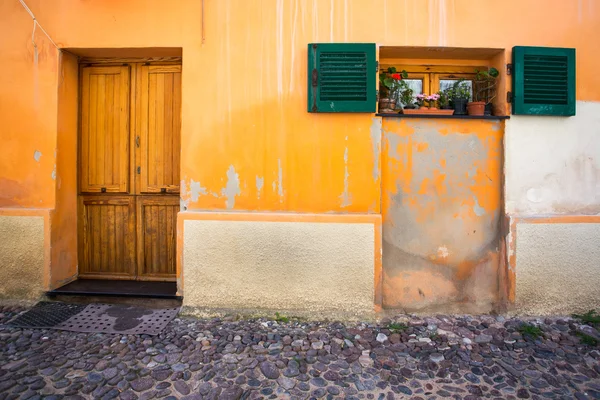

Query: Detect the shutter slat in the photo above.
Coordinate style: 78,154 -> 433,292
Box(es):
319,50 -> 368,102
513,47 -> 575,111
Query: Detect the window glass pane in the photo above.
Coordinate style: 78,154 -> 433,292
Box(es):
404,79 -> 423,96
440,79 -> 473,101
396,79 -> 423,105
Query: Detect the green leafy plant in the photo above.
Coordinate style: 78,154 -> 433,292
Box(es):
572,310 -> 600,326
473,67 -> 499,103
388,322 -> 408,333
449,79 -> 471,101
379,67 -> 408,99
275,312 -> 289,323
474,67 -> 499,80
399,86 -> 415,108
437,89 -> 450,108
518,323 -> 543,338
576,331 -> 598,346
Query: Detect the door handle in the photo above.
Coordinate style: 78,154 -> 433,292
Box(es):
101,187 -> 107,193
161,188 -> 167,193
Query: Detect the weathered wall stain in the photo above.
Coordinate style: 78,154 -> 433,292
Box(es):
370,118 -> 382,182
340,138 -> 351,208
277,159 -> 284,201
505,105 -> 600,215
381,118 -> 503,311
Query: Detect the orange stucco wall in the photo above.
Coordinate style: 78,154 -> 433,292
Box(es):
1,0 -> 599,212
0,0 -> 599,305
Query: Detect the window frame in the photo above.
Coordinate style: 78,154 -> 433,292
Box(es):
380,64 -> 484,95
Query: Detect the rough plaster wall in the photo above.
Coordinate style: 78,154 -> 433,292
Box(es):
183,220 -> 374,316
381,119 -> 502,312
505,101 -> 600,215
0,216 -> 44,299
516,222 -> 600,315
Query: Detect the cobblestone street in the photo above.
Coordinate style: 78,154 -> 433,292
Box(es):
1,305 -> 599,400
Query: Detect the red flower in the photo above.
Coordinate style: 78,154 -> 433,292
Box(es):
391,73 -> 402,80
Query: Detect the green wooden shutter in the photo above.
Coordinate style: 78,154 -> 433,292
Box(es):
512,46 -> 576,116
308,43 -> 376,113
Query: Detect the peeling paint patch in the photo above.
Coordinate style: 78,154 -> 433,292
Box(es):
256,176 -> 264,199
473,198 -> 485,216
370,118 -> 382,181
221,165 -> 241,209
190,179 -> 208,202
384,129 -> 403,161
51,166 -> 56,180
340,139 -> 352,207
33,151 -> 42,162
180,180 -> 190,210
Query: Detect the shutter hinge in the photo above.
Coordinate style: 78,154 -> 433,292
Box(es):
311,68 -> 319,112
376,90 -> 379,101
137,166 -> 141,174
506,63 -> 513,76
375,60 -> 379,71
507,91 -> 513,103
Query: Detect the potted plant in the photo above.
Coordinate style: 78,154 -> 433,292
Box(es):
402,92 -> 454,115
437,90 -> 451,109
448,80 -> 471,115
426,93 -> 440,110
469,67 -> 499,116
399,86 -> 416,109
378,67 -> 408,112
415,93 -> 426,109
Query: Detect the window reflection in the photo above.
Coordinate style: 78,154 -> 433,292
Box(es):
440,79 -> 473,101
396,79 -> 423,105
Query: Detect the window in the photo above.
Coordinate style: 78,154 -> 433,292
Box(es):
380,65 -> 484,105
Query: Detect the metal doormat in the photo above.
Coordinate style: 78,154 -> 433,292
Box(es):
8,302 -> 180,335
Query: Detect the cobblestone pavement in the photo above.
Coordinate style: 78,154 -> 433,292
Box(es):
1,305 -> 599,400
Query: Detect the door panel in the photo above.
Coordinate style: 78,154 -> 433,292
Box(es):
80,66 -> 130,193
139,65 -> 182,194
78,195 -> 136,279
136,196 -> 179,281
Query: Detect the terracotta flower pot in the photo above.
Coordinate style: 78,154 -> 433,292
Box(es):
467,101 -> 485,116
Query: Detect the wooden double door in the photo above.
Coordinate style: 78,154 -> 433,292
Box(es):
78,62 -> 181,281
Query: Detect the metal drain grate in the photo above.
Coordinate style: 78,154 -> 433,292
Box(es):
8,302 -> 87,329
7,302 -> 179,335
56,304 -> 180,335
